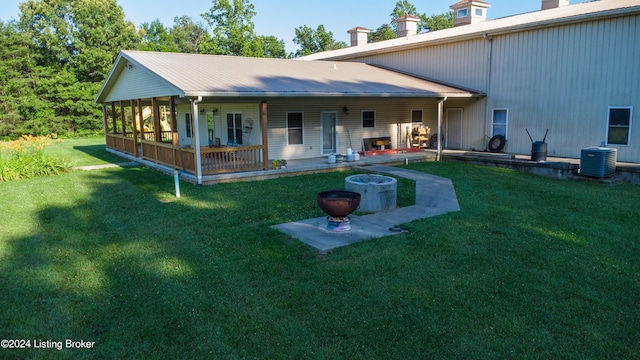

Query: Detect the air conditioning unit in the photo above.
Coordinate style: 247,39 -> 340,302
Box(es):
580,147 -> 617,178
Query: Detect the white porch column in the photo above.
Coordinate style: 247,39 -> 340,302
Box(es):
191,96 -> 203,184
437,97 -> 447,161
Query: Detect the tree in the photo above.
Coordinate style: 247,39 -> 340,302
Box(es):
139,19 -> 178,52
291,25 -> 348,57
201,0 -> 257,56
390,0 -> 420,32
369,24 -> 396,43
421,11 -> 454,32
7,0 -> 139,137
171,16 -> 211,54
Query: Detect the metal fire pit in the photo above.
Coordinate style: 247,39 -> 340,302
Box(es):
316,190 -> 361,231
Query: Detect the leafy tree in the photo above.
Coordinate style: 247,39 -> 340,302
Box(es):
421,11 -> 454,32
139,19 -> 178,52
171,16 -> 211,54
291,24 -> 348,57
370,23 -> 396,43
201,0 -> 257,56
390,0 -> 420,32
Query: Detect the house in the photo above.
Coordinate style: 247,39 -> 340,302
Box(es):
303,0 -> 640,163
95,51 -> 481,184
95,0 -> 640,184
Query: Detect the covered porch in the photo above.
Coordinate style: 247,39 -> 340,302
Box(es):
102,97 -> 269,179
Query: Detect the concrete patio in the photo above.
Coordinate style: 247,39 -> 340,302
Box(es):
271,165 -> 460,253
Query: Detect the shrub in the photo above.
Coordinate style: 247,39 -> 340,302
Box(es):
0,135 -> 73,181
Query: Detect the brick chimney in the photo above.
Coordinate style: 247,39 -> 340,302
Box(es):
450,0 -> 491,27
541,0 -> 570,10
394,14 -> 421,37
347,27 -> 371,46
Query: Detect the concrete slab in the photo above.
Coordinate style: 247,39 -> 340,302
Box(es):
272,165 -> 460,253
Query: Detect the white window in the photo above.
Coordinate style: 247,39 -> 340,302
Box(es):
362,111 -> 375,128
287,112 -> 303,145
492,109 -> 508,138
607,106 -> 632,145
457,8 -> 468,18
475,8 -> 483,16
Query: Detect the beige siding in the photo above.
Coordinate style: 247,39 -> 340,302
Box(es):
176,103 -> 262,147
265,98 -> 450,160
488,15 -> 640,161
104,65 -> 179,102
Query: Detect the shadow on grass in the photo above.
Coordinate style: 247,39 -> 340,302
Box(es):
73,145 -> 128,164
1,164 -> 639,358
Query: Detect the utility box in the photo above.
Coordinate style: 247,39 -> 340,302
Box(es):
580,147 -> 617,178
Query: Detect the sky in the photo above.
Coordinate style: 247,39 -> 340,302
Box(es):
0,0 -> 591,54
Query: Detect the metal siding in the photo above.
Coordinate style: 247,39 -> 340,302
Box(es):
350,39 -> 489,92
488,15 -> 640,161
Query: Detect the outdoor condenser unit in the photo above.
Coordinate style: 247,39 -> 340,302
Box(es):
580,147 -> 617,178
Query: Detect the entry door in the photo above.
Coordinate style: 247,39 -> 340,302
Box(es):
446,108 -> 463,149
321,112 -> 337,155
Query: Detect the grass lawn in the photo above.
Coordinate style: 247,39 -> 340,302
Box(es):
1,138 -> 639,358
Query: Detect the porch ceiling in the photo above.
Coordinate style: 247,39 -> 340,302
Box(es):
96,50 -> 483,103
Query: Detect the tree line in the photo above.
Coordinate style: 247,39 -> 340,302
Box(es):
0,0 -> 451,139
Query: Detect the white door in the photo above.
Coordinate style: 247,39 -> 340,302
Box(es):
446,108 -> 463,149
321,112 -> 337,155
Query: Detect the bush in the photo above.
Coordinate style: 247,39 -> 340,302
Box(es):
0,135 -> 73,181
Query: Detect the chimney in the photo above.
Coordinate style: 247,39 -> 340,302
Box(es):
347,27 -> 371,46
450,0 -> 491,27
541,0 -> 570,10
394,14 -> 421,37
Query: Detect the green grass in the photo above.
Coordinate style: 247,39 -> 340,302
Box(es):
45,137 -> 127,167
0,140 -> 639,359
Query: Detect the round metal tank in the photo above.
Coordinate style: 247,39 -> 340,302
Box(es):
344,174 -> 397,212
531,141 -> 548,161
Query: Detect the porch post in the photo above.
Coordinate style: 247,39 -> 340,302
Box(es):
191,97 -> 203,184
152,97 -> 161,143
131,100 -> 139,157
120,101 -> 126,136
138,99 -> 145,140
170,96 -> 178,147
260,101 -> 269,170
102,104 -> 109,135
111,103 -> 117,133
437,97 -> 447,161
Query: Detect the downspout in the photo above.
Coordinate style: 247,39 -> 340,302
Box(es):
437,97 -> 447,161
190,96 -> 203,185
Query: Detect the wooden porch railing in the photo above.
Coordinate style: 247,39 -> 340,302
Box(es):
105,133 -> 136,155
201,145 -> 264,174
106,134 -> 265,175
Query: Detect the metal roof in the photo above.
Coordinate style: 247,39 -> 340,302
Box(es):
301,0 -> 640,61
95,50 -> 482,103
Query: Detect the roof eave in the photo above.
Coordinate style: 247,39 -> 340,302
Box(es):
182,91 -> 482,98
